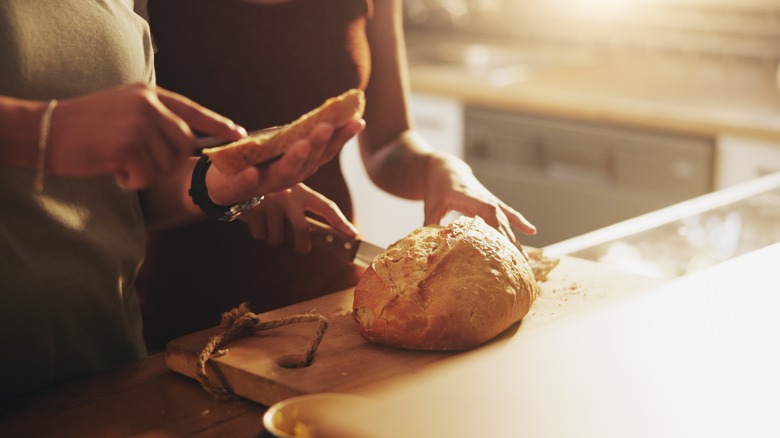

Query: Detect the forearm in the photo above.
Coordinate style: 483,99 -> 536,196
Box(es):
360,129 -> 440,200
0,96 -> 48,169
361,0 -> 444,200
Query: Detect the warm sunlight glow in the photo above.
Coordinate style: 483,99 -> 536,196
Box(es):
571,0 -> 640,18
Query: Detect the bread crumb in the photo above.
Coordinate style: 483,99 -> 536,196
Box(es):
333,304 -> 353,317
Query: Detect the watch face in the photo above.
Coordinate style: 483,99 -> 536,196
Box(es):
218,196 -> 264,222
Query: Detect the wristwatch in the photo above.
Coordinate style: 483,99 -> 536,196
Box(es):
189,155 -> 263,222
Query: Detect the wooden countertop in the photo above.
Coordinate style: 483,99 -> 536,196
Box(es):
0,255 -> 662,437
407,33 -> 780,142
0,353 -> 270,438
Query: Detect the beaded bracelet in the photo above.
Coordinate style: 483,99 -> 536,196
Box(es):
34,99 -> 58,193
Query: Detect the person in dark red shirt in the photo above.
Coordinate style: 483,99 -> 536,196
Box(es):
138,0 -> 537,350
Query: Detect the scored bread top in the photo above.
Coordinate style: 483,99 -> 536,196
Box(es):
203,88 -> 365,174
371,224 -> 448,301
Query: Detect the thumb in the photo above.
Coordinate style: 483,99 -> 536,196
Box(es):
207,165 -> 262,205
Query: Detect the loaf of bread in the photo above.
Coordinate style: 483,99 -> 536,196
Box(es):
352,216 -> 540,351
203,89 -> 365,174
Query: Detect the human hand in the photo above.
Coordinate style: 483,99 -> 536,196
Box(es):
205,119 -> 365,207
238,183 -> 359,254
422,153 -> 536,245
48,83 -> 245,189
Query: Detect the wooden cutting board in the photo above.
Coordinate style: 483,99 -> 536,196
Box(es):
165,255 -> 663,406
165,289 -> 456,406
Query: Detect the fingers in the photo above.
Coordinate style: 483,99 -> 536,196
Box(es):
325,119 -> 365,162
145,91 -> 197,162
249,122 -> 346,194
242,202 -> 305,250
278,184 -> 356,253
120,87 -> 246,188
205,144 -> 318,209
286,120 -> 360,178
475,205 -> 517,244
422,155 -> 536,249
265,120 -> 363,186
206,117 -> 363,206
207,165 -> 262,205
284,209 -> 314,254
116,84 -> 198,183
156,86 -> 246,144
502,204 -> 537,236
112,129 -> 171,189
423,192 -> 531,248
238,184 -> 356,255
128,122 -> 189,188
244,208 -> 268,240
254,140 -> 314,193
298,186 -> 358,238
264,206 -> 287,246
240,195 -> 296,247
315,207 -> 359,238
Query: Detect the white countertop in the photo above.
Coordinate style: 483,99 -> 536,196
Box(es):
545,171 -> 780,258
313,242 -> 780,437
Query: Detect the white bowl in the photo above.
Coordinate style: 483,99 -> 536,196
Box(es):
262,393 -> 368,437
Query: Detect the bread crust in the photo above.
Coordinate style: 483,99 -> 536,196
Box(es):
353,216 -> 539,351
203,89 -> 365,174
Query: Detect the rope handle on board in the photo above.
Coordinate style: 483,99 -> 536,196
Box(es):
195,302 -> 329,401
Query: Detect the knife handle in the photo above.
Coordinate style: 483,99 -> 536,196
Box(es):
305,217 -> 360,264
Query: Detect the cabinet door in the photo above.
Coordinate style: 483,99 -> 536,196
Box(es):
716,135 -> 780,189
410,93 -> 464,158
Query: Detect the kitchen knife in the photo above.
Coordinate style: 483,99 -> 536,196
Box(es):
306,217 -> 384,268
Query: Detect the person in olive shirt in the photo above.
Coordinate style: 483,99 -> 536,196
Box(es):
0,0 -> 361,401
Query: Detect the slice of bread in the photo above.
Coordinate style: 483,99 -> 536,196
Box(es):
203,88 -> 365,174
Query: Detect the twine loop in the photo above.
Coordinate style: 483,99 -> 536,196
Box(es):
220,305 -> 261,338
196,302 -> 329,401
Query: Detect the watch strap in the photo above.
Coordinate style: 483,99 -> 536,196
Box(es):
189,155 -> 262,221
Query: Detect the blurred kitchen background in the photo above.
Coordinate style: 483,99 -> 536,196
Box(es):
341,0 -> 780,278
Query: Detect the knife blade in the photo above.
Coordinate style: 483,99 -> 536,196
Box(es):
306,217 -> 384,268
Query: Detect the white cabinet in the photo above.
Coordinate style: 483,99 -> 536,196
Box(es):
409,93 -> 464,158
716,135 -> 780,189
340,93 -> 464,247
